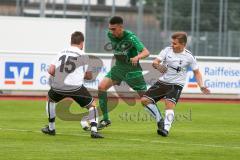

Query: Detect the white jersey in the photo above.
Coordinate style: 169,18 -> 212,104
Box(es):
50,46 -> 89,91
157,47 -> 198,86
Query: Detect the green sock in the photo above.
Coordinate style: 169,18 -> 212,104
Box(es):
98,91 -> 109,121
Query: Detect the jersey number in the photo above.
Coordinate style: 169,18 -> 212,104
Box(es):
59,55 -> 77,73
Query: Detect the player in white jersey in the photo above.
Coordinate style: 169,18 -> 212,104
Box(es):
141,32 -> 210,137
41,31 -> 103,138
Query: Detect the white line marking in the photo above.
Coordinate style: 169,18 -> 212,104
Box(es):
0,127 -> 239,150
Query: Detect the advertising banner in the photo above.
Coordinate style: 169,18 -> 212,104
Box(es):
183,62 -> 240,94
0,53 -> 239,95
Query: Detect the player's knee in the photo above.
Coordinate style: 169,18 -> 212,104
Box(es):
141,97 -> 151,106
85,100 -> 96,109
98,84 -> 107,91
91,100 -> 96,107
165,100 -> 176,109
48,97 -> 55,103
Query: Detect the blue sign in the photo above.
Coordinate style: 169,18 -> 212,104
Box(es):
5,62 -> 34,85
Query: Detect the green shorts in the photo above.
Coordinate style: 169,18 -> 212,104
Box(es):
105,64 -> 147,92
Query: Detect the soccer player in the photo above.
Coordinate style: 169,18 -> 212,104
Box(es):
98,16 -> 150,129
141,32 -> 210,137
41,31 -> 103,138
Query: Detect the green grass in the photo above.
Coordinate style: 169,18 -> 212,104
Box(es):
0,99 -> 240,160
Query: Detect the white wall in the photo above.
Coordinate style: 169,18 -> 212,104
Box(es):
106,0 -> 130,6
28,0 -> 130,6
0,16 -> 86,53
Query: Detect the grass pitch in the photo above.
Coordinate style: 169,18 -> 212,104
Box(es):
0,99 -> 239,160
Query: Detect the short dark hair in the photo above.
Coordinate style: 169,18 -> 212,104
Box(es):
71,31 -> 84,45
109,16 -> 123,25
171,32 -> 187,44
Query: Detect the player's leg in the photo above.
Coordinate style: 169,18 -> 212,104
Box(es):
141,97 -> 163,123
42,99 -> 56,135
98,64 -> 124,128
140,81 -> 174,135
126,70 -> 147,96
80,115 -> 90,131
42,88 -> 64,135
98,77 -> 114,121
159,85 -> 183,137
86,101 -> 104,138
46,99 -> 56,129
127,74 -> 162,124
140,81 -> 166,125
158,100 -> 175,137
98,77 -> 119,128
72,86 -> 103,138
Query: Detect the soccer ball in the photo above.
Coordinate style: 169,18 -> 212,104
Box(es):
80,116 -> 90,131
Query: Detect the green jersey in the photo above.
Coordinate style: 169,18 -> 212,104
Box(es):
100,30 -> 147,122
107,30 -> 145,65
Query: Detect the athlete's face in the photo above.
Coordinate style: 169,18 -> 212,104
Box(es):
79,42 -> 84,50
171,38 -> 185,53
108,24 -> 123,38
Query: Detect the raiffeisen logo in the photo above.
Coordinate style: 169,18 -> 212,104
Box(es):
186,67 -> 198,88
4,62 -> 34,85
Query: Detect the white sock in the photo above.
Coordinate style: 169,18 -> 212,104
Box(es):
46,101 -> 56,118
88,107 -> 99,132
49,122 -> 55,131
46,101 -> 56,130
88,107 -> 99,125
164,109 -> 174,132
81,116 -> 89,122
91,126 -> 97,132
145,104 -> 162,122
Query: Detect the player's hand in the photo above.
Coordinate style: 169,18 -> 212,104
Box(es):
48,64 -> 55,76
200,86 -> 210,94
153,63 -> 167,73
152,60 -> 159,69
130,56 -> 139,66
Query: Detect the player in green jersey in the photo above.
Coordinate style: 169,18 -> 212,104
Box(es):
98,16 -> 150,129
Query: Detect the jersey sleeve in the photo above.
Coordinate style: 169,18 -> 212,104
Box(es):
82,54 -> 91,72
156,48 -> 167,62
189,56 -> 199,71
129,35 -> 144,53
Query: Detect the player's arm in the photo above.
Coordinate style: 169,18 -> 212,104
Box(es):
131,47 -> 150,66
83,55 -> 93,80
152,58 -> 167,73
129,35 -> 150,66
48,64 -> 55,76
137,47 -> 150,60
152,48 -> 167,73
193,69 -> 210,94
48,53 -> 61,77
152,58 -> 161,69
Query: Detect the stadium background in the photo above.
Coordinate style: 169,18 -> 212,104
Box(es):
0,0 -> 239,100
1,0 -> 240,56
